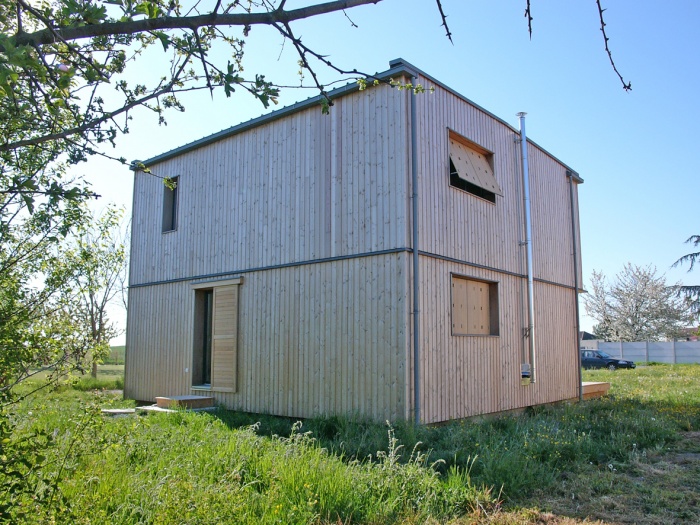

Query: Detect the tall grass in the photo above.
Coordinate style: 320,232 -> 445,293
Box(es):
8,364 -> 700,523
69,375 -> 124,391
30,406 -> 497,524
208,365 -> 700,502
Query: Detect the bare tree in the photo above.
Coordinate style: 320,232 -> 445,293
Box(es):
61,206 -> 128,378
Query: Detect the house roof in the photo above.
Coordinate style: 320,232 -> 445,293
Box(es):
132,58 -> 582,183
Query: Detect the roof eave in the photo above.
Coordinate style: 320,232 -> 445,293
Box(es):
131,57 -> 582,182
131,60 -> 417,170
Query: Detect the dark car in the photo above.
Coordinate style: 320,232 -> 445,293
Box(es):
580,350 -> 636,370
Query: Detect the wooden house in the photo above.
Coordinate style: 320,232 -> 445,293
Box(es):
124,59 -> 583,424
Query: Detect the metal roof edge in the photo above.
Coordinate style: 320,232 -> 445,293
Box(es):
133,57 -> 581,182
567,170 -> 584,183
133,60 -> 417,169
403,64 -> 583,182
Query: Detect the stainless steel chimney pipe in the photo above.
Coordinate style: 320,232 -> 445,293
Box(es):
517,112 -> 537,383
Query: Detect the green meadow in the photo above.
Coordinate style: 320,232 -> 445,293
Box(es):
4,364 -> 700,524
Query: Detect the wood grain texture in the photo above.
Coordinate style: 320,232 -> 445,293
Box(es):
211,284 -> 239,392
126,74 -> 581,423
413,73 -> 579,289
129,84 -> 410,287
416,256 -> 579,424
125,254 -> 410,420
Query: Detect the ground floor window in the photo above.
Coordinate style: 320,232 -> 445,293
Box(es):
451,274 -> 499,336
191,278 -> 242,392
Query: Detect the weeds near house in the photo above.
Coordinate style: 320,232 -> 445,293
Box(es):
5,364 -> 700,524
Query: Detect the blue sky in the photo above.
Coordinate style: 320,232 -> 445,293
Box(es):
80,0 -> 699,338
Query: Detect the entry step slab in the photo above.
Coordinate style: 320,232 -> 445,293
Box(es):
155,395 -> 215,409
582,381 -> 611,400
137,404 -> 218,414
102,408 -> 137,417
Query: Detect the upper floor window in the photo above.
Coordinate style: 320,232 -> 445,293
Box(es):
162,176 -> 179,232
448,131 -> 501,204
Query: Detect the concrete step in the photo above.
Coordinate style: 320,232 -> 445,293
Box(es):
155,395 -> 215,409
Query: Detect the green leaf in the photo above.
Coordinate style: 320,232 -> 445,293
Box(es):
21,193 -> 35,214
155,32 -> 170,51
135,1 -> 163,18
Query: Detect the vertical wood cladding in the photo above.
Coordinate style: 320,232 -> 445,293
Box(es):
126,66 -> 582,422
413,73 -> 580,289
416,257 -> 579,424
407,73 -> 581,422
125,254 -> 410,421
129,84 -> 410,286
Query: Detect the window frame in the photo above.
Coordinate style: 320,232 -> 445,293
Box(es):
162,176 -> 179,233
191,277 -> 242,392
450,273 -> 500,337
447,130 -> 501,204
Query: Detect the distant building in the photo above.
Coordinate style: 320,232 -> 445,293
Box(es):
679,328 -> 699,342
579,331 -> 600,350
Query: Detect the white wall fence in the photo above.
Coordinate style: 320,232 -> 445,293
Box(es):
599,341 -> 700,364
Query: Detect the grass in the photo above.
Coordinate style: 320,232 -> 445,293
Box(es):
25,364 -> 125,391
68,374 -> 124,391
5,364 -> 700,524
104,345 -> 125,365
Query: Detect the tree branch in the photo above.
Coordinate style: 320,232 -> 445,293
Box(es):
524,0 -> 533,40
280,21 -> 329,102
434,0 -> 452,44
192,29 -> 214,96
596,0 -> 631,91
0,57 -> 192,152
672,235 -> 700,272
16,0 -> 109,82
10,0 -> 383,48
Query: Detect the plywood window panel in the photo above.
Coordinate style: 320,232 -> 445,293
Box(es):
448,132 -> 501,203
466,281 -> 490,334
451,277 -> 469,334
162,176 -> 179,232
451,275 -> 499,336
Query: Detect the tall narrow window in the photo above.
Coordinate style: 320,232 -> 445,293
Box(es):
162,176 -> 179,232
448,131 -> 501,203
451,274 -> 499,336
192,278 -> 242,391
202,290 -> 213,385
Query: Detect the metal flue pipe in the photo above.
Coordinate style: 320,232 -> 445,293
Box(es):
517,112 -> 537,383
411,76 -> 421,425
567,171 -> 584,402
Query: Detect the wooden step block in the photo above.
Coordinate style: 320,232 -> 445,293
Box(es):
582,381 -> 611,400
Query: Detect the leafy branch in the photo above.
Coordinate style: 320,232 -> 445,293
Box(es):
8,0 -> 384,48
